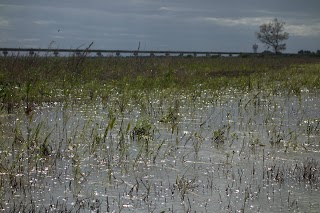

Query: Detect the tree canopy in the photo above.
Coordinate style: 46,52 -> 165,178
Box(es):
256,18 -> 289,54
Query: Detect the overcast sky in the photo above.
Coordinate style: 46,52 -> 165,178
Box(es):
1,0 -> 320,53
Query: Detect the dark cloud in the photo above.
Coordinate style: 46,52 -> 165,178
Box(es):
0,0 -> 319,52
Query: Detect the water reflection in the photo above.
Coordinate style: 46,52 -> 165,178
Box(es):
0,90 -> 319,212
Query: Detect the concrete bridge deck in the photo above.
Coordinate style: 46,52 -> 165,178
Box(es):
0,47 -> 295,57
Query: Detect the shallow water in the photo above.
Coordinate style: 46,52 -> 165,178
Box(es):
0,89 -> 319,212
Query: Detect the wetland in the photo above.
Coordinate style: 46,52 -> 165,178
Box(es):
0,55 -> 320,212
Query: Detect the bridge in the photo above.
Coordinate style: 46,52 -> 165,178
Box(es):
0,47 -> 294,57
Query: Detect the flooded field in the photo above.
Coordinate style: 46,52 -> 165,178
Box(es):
1,87 -> 319,212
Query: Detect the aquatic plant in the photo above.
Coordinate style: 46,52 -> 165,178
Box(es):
0,54 -> 319,212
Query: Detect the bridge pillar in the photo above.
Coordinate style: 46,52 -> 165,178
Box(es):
2,50 -> 8,56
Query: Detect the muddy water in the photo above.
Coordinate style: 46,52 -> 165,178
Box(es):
0,90 -> 319,212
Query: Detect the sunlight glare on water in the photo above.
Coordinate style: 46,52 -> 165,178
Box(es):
0,89 -> 319,212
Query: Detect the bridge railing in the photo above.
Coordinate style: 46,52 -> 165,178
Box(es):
0,47 -> 296,57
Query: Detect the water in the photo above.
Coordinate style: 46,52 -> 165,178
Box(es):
0,89 -> 319,212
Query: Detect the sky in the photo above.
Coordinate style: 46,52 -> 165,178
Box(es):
0,0 -> 320,53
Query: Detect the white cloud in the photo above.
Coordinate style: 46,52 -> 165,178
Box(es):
200,17 -> 273,27
0,18 -> 9,28
51,35 -> 64,39
22,44 -> 38,48
0,19 -> 9,26
200,16 -> 320,37
22,38 -> 40,42
159,6 -> 171,11
34,20 -> 57,25
286,24 -> 320,37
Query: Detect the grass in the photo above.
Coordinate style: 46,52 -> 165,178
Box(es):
0,53 -> 319,212
0,55 -> 319,109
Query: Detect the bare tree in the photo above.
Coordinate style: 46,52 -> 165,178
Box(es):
256,18 -> 289,54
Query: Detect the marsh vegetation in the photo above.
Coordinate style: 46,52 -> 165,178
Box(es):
0,54 -> 320,212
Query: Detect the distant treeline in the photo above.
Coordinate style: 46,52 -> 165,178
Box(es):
297,49 -> 320,55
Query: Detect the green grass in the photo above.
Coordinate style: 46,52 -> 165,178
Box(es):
0,54 -> 319,212
0,55 -> 319,111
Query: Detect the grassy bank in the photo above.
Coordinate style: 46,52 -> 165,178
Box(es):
0,55 -> 319,108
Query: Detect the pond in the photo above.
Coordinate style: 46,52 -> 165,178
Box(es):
0,88 -> 319,212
